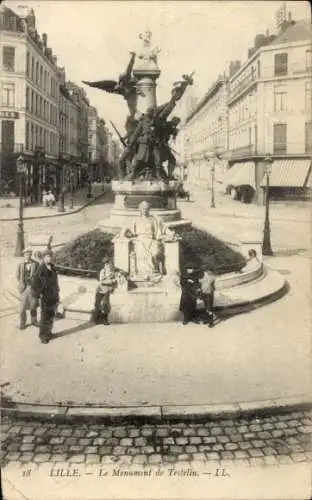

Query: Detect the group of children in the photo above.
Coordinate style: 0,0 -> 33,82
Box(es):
92,257 -> 217,327
179,267 -> 216,327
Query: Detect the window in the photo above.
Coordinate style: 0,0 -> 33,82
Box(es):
305,81 -> 312,111
274,85 -> 287,111
26,51 -> 30,76
2,83 -> 15,107
305,122 -> 312,153
31,56 -> 34,81
273,123 -> 287,154
26,87 -> 30,111
257,60 -> 261,78
36,95 -> 39,116
274,53 -> 288,76
36,125 -> 40,148
40,66 -> 43,88
30,123 -> 34,150
1,120 -> 15,153
306,50 -> 312,71
31,90 -> 34,113
35,61 -> 39,84
26,121 -> 30,150
44,71 -> 47,92
3,46 -> 15,71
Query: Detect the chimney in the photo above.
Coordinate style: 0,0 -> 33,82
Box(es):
42,33 -> 47,47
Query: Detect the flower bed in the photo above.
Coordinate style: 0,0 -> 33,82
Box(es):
54,227 -> 246,277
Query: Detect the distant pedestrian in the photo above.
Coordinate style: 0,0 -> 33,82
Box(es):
91,256 -> 116,325
32,249 -> 60,344
16,248 -> 39,330
198,270 -> 216,327
179,267 -> 198,325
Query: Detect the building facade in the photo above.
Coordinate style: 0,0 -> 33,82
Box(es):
0,4 -> 61,199
226,16 -> 312,203
180,12 -> 312,203
64,81 -> 90,189
58,67 -> 79,192
182,76 -> 229,190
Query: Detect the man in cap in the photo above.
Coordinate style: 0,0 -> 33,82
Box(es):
32,249 -> 59,343
16,247 -> 39,330
91,255 -> 116,325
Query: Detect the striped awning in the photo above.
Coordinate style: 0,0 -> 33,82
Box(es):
260,159 -> 311,187
225,162 -> 256,188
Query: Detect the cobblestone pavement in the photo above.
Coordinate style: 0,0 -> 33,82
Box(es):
2,410 -> 312,468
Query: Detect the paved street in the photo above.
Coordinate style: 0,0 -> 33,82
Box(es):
2,410 -> 312,467
179,187 -> 311,254
1,253 -> 310,408
0,191 -> 113,257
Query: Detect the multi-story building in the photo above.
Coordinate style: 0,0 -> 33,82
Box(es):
58,67 -> 79,191
87,108 -> 109,181
65,81 -> 90,188
181,76 -> 229,189
226,14 -> 312,203
0,4 -> 60,198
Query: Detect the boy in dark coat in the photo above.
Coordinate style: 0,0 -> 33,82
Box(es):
32,249 -> 59,343
179,268 -> 199,325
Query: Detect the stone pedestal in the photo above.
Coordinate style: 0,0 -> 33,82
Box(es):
99,180 -> 191,233
113,236 -> 130,274
134,71 -> 160,114
164,240 -> 180,275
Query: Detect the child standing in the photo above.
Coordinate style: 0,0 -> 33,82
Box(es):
198,270 -> 216,328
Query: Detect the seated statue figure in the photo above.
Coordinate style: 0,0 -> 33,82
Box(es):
120,201 -> 164,280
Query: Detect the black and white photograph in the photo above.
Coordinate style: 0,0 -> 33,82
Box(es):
0,1 -> 311,498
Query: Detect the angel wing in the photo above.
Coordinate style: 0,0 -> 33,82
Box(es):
82,80 -> 119,93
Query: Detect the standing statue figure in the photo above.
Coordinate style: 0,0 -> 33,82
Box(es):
137,30 -> 161,68
120,201 -> 164,279
158,116 -> 181,179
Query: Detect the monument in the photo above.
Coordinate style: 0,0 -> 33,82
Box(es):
82,32 -> 194,320
83,31 -> 193,235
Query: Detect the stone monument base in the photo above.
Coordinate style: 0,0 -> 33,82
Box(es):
110,277 -> 181,323
99,180 -> 191,233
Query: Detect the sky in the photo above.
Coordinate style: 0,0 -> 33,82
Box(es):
4,0 -> 311,133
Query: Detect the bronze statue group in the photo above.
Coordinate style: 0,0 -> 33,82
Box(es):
83,51 -> 194,183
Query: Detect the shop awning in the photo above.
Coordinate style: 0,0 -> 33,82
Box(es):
260,159 -> 311,187
225,162 -> 256,188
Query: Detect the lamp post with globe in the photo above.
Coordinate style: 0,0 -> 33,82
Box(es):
15,154 -> 27,257
262,154 -> 273,256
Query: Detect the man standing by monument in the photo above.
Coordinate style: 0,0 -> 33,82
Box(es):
16,248 -> 39,330
32,249 -> 60,344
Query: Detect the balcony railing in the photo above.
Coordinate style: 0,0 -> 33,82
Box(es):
228,73 -> 256,103
273,143 -> 287,154
229,144 -> 257,159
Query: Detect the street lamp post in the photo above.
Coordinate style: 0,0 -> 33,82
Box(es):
58,160 -> 65,213
70,168 -> 74,209
204,153 -> 216,208
262,154 -> 273,256
15,155 -> 27,257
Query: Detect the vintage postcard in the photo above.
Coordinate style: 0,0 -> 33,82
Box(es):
0,0 -> 311,499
